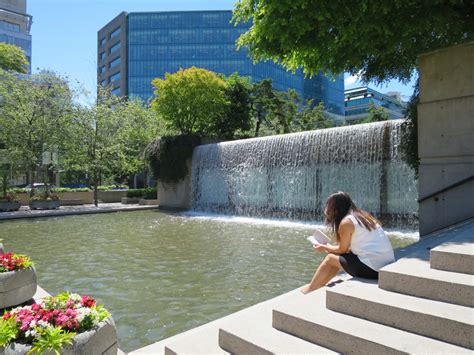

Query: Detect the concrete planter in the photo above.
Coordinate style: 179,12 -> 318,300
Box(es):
139,198 -> 159,205
121,197 -> 139,204
0,201 -> 21,212
0,267 -> 37,309
0,317 -> 118,355
29,200 -> 60,210
97,190 -> 128,203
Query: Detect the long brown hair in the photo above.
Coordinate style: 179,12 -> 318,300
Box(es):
324,191 -> 380,241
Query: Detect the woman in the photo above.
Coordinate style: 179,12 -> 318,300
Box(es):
301,191 -> 395,294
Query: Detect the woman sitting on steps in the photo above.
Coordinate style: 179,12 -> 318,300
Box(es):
301,191 -> 395,294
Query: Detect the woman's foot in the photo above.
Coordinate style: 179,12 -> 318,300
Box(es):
300,284 -> 314,294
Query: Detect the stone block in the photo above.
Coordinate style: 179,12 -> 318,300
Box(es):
0,267 -> 37,309
419,42 -> 474,103
418,97 -> 474,158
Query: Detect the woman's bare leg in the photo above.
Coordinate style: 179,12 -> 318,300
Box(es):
301,254 -> 342,294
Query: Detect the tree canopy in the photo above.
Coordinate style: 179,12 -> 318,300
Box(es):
233,0 -> 474,83
0,43 -> 28,73
151,67 -> 228,135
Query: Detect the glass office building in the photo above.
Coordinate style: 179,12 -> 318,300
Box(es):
0,0 -> 32,72
345,87 -> 407,121
98,11 -> 344,115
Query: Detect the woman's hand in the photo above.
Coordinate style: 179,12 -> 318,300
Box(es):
313,244 -> 327,253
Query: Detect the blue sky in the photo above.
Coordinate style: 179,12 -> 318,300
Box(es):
28,0 -> 416,102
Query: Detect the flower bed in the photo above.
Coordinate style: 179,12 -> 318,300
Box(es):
29,193 -> 60,210
0,253 -> 36,309
0,292 -> 117,354
0,193 -> 20,212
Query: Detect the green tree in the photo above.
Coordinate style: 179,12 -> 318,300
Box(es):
0,70 -> 76,194
360,102 -> 390,123
293,101 -> 333,131
210,73 -> 253,139
63,89 -> 128,205
233,0 -> 473,83
151,67 -> 228,135
0,43 -> 28,73
115,98 -> 171,186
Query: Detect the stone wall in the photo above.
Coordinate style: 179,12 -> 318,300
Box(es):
156,160 -> 192,210
418,41 -> 474,235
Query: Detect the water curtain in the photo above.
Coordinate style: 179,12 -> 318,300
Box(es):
191,121 -> 418,224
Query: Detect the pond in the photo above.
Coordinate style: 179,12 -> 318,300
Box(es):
1,210 -> 417,352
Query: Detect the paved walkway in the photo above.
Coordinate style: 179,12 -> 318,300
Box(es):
0,203 -> 158,221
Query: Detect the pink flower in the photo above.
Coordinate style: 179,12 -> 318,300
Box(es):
80,295 -> 96,308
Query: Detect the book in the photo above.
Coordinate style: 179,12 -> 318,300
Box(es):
307,229 -> 331,245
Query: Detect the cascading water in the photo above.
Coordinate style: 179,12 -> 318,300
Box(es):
191,120 -> 418,226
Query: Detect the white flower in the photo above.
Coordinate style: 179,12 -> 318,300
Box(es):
25,329 -> 38,338
70,293 -> 82,302
76,307 -> 92,322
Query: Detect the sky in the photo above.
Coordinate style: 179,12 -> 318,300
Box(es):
28,0 -> 416,103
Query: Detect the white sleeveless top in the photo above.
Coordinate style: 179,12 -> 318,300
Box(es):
344,214 -> 395,271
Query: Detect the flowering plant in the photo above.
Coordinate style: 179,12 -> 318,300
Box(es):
30,192 -> 59,201
0,253 -> 33,272
0,292 -> 111,354
0,192 -> 17,202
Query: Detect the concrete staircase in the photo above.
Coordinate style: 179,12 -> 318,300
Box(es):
131,220 -> 474,354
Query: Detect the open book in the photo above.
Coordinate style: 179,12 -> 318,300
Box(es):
307,229 -> 331,245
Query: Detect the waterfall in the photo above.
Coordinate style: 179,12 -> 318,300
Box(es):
191,121 -> 418,226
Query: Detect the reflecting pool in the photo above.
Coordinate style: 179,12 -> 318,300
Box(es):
1,210 -> 417,352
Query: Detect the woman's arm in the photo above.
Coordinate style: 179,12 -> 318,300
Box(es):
315,219 -> 354,254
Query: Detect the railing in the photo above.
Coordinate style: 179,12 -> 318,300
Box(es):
418,175 -> 474,203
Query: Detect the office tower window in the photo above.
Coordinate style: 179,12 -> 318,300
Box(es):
110,72 -> 121,82
0,20 -> 21,32
100,37 -> 106,46
111,87 -> 121,96
99,66 -> 106,74
109,42 -> 121,54
100,52 -> 106,61
110,27 -> 121,39
109,57 -> 121,69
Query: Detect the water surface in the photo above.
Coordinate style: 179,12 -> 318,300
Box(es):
1,210 -> 417,352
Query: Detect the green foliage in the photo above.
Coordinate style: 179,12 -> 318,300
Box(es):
143,187 -> 157,200
360,102 -> 390,123
144,134 -> 201,183
29,327 -> 76,355
401,80 -> 420,176
250,79 -> 333,136
233,0 -> 473,83
51,188 -> 90,193
151,67 -> 228,135
125,187 -> 157,198
94,305 -> 111,322
96,185 -> 128,191
210,73 -> 253,139
30,193 -> 60,201
292,101 -> 333,131
0,43 -> 28,73
0,70 -> 77,188
0,316 -> 18,346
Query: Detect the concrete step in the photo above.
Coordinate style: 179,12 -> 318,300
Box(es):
273,286 -> 470,354
379,258 -> 474,307
218,304 -> 335,355
326,279 -> 474,349
430,243 -> 474,275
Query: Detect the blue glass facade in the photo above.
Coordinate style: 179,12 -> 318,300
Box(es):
100,11 -> 344,115
0,3 -> 33,73
345,87 -> 407,120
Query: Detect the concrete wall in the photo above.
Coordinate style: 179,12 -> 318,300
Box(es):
418,41 -> 474,235
157,161 -> 192,210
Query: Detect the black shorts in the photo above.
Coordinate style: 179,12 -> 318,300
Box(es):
339,252 -> 378,279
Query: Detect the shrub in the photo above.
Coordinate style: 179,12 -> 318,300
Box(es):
126,189 -> 145,198
144,134 -> 201,184
143,187 -> 157,200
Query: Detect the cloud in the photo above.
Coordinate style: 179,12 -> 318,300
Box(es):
344,75 -> 359,86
